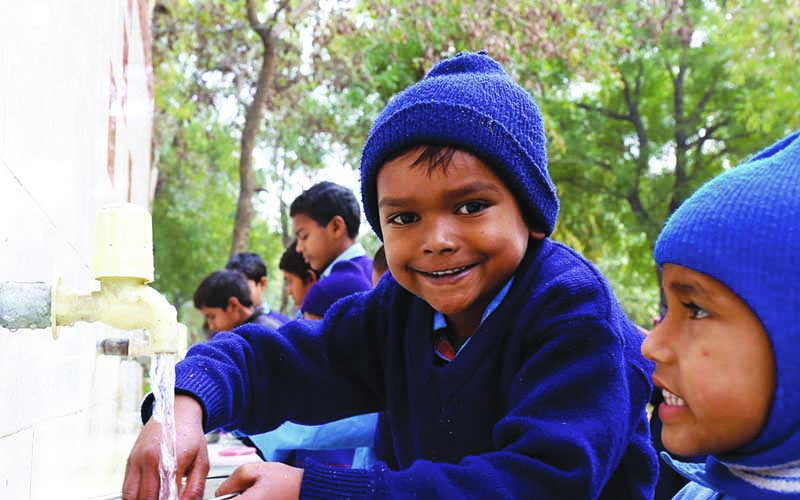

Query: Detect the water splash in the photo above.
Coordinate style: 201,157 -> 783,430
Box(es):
150,353 -> 178,500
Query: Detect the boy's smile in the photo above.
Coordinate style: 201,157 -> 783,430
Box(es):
642,264 -> 776,457
377,148 -> 536,338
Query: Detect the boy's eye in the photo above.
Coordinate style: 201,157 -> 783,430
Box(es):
456,201 -> 487,215
389,213 -> 419,225
681,301 -> 710,320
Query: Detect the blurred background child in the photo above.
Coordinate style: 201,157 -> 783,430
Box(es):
226,252 -> 288,329
278,240 -> 318,319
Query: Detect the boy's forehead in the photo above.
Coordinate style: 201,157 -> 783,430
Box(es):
291,213 -> 323,231
377,148 -> 512,198
199,306 -> 224,316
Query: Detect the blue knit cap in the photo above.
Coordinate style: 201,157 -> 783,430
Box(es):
360,51 -> 559,240
655,131 -> 800,475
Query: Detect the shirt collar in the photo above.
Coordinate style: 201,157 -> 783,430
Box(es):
433,277 -> 514,356
320,243 -> 367,279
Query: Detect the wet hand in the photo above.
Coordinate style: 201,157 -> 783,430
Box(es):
215,462 -> 303,500
121,395 -> 209,500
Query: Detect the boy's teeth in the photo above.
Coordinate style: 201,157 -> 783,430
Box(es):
430,266 -> 467,276
662,389 -> 686,407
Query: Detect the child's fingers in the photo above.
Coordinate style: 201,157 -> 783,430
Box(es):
216,462 -> 303,500
121,462 -> 159,500
215,463 -> 260,496
120,459 -> 141,500
121,422 -> 164,500
179,447 -> 210,500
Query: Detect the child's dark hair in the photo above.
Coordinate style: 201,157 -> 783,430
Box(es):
384,144 -> 547,234
193,270 -> 253,310
373,244 -> 388,276
279,240 -> 317,284
289,181 -> 361,239
226,252 -> 267,281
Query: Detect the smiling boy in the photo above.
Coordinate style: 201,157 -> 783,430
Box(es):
377,147 -> 537,342
122,51 -> 657,500
642,130 -> 800,499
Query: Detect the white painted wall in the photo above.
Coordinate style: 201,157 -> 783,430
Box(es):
0,1 -> 156,498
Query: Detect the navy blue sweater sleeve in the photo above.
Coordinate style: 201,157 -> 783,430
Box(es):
172,290 -> 387,433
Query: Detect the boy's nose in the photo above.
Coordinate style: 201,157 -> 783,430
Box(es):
640,323 -> 675,364
422,218 -> 457,254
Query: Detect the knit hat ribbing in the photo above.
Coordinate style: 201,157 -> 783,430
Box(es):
655,130 -> 800,467
360,51 -> 559,240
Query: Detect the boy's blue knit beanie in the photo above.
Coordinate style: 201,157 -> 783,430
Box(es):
655,130 -> 800,467
360,51 -> 559,240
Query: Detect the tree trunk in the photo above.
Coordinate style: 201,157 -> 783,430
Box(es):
230,42 -> 276,256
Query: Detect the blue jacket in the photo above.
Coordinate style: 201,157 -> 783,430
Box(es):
171,238 -> 657,499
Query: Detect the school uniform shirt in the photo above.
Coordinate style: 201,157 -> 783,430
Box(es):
156,238 -> 658,499
318,243 -> 371,281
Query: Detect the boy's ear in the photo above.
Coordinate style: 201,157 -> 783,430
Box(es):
529,229 -> 546,241
328,215 -> 347,239
227,296 -> 242,311
305,269 -> 318,285
257,276 -> 268,289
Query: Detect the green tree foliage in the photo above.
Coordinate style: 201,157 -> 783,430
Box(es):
541,0 -> 798,318
150,2 -> 285,316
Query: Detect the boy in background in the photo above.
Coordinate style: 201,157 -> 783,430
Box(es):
290,181 -> 373,319
642,130 -> 800,499
290,181 -> 373,287
278,240 -> 318,319
123,51 -> 656,500
226,252 -> 288,329
193,269 -> 273,334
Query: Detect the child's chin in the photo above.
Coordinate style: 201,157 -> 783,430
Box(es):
662,431 -> 703,458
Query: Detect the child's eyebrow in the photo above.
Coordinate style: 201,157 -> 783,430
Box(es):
378,196 -> 410,209
445,181 -> 503,199
378,181 -> 503,209
668,280 -> 712,301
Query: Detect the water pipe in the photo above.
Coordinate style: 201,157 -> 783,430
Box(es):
0,203 -> 184,355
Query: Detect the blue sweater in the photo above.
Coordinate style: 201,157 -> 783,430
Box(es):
171,238 -> 657,499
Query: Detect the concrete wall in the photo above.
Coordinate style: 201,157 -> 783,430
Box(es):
0,1 -> 156,498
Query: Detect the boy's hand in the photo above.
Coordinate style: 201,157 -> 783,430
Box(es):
122,395 -> 209,500
215,462 -> 304,500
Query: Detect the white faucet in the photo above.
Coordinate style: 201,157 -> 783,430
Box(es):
0,203 -> 185,354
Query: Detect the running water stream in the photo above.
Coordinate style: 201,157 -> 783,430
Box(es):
150,353 -> 178,500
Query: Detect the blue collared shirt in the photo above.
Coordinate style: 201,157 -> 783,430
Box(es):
320,243 -> 367,279
433,277 -> 514,360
